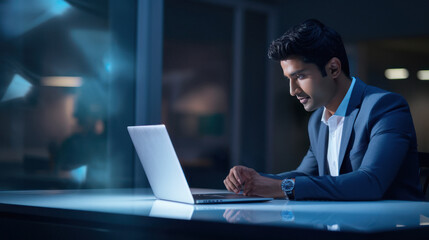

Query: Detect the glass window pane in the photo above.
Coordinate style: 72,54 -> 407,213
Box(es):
162,0 -> 234,189
240,10 -> 268,171
0,0 -> 135,189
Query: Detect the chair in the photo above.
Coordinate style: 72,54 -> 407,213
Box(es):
419,152 -> 429,196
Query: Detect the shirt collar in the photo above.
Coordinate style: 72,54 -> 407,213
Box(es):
321,108 -> 330,125
321,77 -> 356,124
334,77 -> 356,117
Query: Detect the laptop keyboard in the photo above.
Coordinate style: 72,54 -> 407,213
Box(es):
193,193 -> 249,200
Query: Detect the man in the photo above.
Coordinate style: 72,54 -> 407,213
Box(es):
223,19 -> 424,201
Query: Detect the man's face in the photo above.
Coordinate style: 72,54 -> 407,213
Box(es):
280,57 -> 336,112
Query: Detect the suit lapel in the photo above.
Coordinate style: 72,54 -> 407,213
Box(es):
317,122 -> 329,176
338,78 -> 366,170
338,109 -> 359,169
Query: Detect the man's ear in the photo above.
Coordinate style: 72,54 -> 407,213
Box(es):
325,57 -> 342,78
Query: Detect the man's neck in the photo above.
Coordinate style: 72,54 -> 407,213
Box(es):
325,75 -> 352,116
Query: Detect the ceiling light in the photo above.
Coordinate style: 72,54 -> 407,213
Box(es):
384,68 -> 409,80
42,77 -> 83,87
417,70 -> 429,80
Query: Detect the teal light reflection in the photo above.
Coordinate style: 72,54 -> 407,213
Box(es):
0,0 -> 71,38
70,29 -> 111,82
50,0 -> 70,15
1,74 -> 32,102
70,165 -> 88,184
104,60 -> 112,73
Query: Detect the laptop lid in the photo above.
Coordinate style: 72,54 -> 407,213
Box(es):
128,125 -> 195,204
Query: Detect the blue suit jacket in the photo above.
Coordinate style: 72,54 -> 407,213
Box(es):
265,78 -> 424,201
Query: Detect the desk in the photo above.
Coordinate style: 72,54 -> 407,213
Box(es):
0,188 -> 428,239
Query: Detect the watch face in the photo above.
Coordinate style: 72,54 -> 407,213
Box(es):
284,181 -> 294,191
282,179 -> 294,192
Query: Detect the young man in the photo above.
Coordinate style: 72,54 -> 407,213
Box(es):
223,19 -> 424,201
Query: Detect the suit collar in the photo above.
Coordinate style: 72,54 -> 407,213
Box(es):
335,77 -> 357,117
337,77 -> 367,170
345,77 -> 366,116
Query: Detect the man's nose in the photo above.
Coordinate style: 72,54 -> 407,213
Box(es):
289,80 -> 299,96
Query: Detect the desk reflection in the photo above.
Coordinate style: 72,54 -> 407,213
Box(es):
220,201 -> 429,232
150,200 -> 194,220
148,199 -> 429,233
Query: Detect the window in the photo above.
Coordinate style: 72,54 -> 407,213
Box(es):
0,0 -> 137,189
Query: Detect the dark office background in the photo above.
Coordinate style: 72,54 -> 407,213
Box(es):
0,0 -> 428,198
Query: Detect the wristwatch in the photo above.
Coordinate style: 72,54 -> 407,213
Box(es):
281,178 -> 295,200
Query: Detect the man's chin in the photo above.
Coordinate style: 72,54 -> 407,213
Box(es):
303,103 -> 317,112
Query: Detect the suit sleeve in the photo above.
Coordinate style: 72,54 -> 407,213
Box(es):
260,146 -> 319,180
294,93 -> 414,200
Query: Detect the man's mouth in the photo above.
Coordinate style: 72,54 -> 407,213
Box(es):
297,96 -> 310,104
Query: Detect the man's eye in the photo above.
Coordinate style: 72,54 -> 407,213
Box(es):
297,74 -> 305,80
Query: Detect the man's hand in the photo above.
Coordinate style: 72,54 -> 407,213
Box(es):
223,166 -> 285,198
223,165 -> 254,194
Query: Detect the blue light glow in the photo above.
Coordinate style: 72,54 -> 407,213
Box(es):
70,30 -> 110,78
103,52 -> 112,73
104,62 -> 112,72
0,0 -> 71,38
1,74 -> 32,102
50,0 -> 71,15
70,165 -> 87,183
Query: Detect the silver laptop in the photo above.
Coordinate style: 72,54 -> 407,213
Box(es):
127,124 -> 273,204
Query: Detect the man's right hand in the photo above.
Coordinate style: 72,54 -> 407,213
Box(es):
223,165 -> 257,194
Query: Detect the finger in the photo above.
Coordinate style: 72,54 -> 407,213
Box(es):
224,209 -> 233,219
243,185 -> 249,196
227,176 -> 240,194
224,179 -> 233,192
223,209 -> 232,219
243,181 -> 253,196
227,172 -> 241,192
232,167 -> 243,185
230,211 -> 241,222
224,179 -> 238,193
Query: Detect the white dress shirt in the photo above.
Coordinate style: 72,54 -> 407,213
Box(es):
321,77 -> 356,176
322,112 -> 344,176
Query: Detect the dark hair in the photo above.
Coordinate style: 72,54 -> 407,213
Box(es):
268,19 -> 350,78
